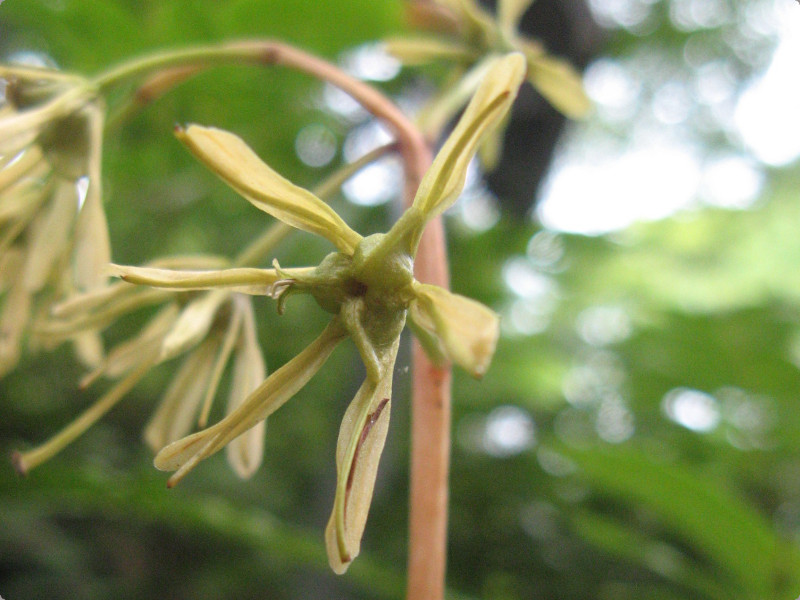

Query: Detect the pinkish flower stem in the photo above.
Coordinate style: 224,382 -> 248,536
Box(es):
407,216 -> 452,600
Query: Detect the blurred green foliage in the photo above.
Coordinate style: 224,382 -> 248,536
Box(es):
2,1 -> 800,599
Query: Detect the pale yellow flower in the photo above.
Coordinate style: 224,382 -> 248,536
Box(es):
0,64 -> 110,375
14,254 -> 268,480
386,0 -> 591,167
117,53 -> 524,574
13,137 -> 385,479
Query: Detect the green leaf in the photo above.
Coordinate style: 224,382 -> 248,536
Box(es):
560,444 -> 786,599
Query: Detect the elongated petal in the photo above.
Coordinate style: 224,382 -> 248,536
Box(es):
0,274 -> 31,377
22,178 -> 76,292
498,0 -> 535,33
399,53 -> 525,254
225,297 -> 267,479
52,281 -> 147,318
72,105 -> 111,291
147,255 -> 232,269
159,289 -> 229,361
71,330 -> 104,369
0,247 -> 22,293
177,125 -> 362,254
108,263 -> 288,295
34,287 -> 169,343
197,300 -> 244,427
53,255 -> 230,318
154,318 -> 347,487
409,282 -> 499,378
414,53 -> 525,216
384,37 -> 477,65
527,53 -> 591,119
80,304 -> 179,387
325,340 -> 398,574
144,338 -> 218,452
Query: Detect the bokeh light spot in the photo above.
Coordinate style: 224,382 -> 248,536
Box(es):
662,388 -> 720,432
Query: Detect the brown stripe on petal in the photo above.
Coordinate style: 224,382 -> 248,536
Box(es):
345,397 -> 390,497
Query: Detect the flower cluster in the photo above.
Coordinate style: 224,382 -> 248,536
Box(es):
14,251 -> 271,479
10,106 -> 390,481
108,52 -> 525,573
0,64 -> 110,376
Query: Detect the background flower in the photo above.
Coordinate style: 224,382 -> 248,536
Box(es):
0,65 -> 110,375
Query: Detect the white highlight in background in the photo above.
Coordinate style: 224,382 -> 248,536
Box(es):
735,9 -> 800,166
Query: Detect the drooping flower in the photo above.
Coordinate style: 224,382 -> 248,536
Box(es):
112,52 -> 525,573
13,251 -> 276,479
0,64 -> 111,375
